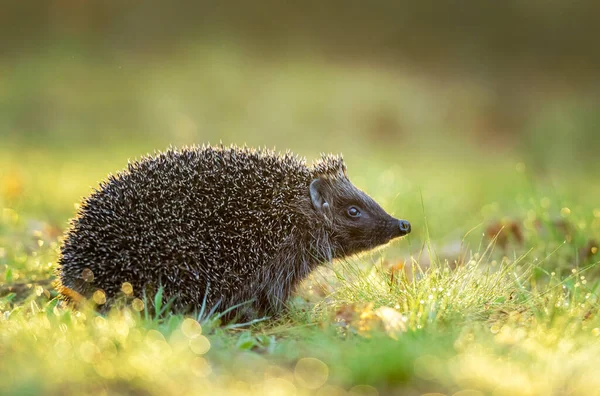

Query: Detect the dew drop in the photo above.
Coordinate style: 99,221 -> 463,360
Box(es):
121,282 -> 133,295
131,298 -> 144,311
189,335 -> 211,355
82,268 -> 94,282
181,318 -> 202,338
93,290 -> 106,305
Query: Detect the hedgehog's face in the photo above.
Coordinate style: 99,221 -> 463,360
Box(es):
310,177 -> 411,258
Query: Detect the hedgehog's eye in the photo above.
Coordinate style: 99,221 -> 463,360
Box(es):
347,206 -> 361,218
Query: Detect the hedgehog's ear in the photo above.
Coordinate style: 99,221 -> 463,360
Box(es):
310,179 -> 330,213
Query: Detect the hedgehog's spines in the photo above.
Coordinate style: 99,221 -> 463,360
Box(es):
311,153 -> 347,180
57,144 -> 331,318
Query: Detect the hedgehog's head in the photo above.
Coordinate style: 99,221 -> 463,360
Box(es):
309,154 -> 411,258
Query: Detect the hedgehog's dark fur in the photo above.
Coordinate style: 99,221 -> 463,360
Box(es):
57,145 -> 410,319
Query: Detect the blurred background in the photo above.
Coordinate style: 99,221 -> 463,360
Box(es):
1,0 -> 600,243
3,4 -> 600,394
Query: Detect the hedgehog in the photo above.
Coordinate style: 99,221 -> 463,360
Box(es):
57,145 -> 411,319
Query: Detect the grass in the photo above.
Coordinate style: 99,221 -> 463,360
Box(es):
2,159 -> 599,395
2,48 -> 600,395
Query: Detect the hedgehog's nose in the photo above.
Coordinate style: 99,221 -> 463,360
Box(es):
398,220 -> 411,235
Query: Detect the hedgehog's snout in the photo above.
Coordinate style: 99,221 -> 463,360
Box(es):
398,219 -> 411,235
385,217 -> 411,238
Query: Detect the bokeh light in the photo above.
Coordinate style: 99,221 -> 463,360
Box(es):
294,358 -> 329,390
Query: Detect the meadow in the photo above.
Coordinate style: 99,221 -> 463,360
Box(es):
1,46 -> 600,395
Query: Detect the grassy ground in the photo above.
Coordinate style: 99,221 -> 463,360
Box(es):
1,50 -> 600,395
